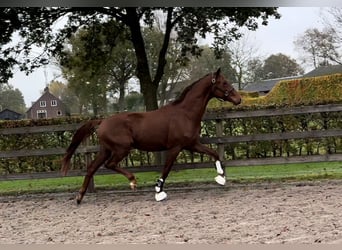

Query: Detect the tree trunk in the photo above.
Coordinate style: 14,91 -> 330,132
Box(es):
124,8 -> 162,164
125,8 -> 159,111
92,102 -> 98,116
140,81 -> 159,111
118,81 -> 126,111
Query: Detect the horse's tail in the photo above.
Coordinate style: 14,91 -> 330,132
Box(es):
61,119 -> 102,176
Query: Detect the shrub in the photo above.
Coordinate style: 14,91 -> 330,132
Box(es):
208,74 -> 342,111
263,74 -> 342,106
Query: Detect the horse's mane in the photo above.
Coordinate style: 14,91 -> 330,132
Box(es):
171,74 -> 209,105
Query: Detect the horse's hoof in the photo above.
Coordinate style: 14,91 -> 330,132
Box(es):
130,181 -> 137,191
155,191 -> 167,202
215,175 -> 226,185
76,194 -> 82,205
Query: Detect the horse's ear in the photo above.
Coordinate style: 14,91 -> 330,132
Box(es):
215,68 -> 221,79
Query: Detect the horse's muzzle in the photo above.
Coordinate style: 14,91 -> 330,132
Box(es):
233,98 -> 242,105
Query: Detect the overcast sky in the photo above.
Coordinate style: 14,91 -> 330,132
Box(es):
8,7 -> 329,107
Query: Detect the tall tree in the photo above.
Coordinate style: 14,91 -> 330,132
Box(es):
187,46 -> 236,83
106,40 -> 136,111
0,7 -> 280,111
0,85 -> 26,113
60,20 -> 136,113
226,35 -> 260,89
321,7 -> 342,65
47,80 -> 66,99
294,28 -> 340,68
246,57 -> 265,82
142,26 -> 188,106
262,53 -> 304,79
61,27 -> 109,115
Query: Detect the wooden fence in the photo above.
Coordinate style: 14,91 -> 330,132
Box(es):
0,104 -> 341,182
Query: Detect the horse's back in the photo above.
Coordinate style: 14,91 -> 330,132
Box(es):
128,110 -> 172,150
97,110 -> 171,151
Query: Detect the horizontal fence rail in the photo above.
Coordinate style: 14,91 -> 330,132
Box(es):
0,123 -> 80,135
0,104 -> 341,182
3,129 -> 341,159
201,129 -> 342,144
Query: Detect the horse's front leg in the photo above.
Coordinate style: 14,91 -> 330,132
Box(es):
155,146 -> 182,201
189,142 -> 226,186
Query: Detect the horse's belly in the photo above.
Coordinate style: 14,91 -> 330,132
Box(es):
132,135 -> 168,151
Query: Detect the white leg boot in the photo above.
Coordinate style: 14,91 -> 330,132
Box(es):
215,161 -> 226,185
215,160 -> 224,175
155,178 -> 167,201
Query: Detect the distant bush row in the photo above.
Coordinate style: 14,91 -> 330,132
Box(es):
208,73 -> 342,111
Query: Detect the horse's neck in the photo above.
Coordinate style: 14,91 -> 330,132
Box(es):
177,80 -> 212,121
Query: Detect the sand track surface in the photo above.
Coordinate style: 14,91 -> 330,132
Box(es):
1,180 -> 342,244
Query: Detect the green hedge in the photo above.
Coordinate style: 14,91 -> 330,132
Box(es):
262,73 -> 342,106
0,115 -> 96,129
208,74 -> 342,110
1,108 -> 341,174
0,116 -> 98,174
201,111 -> 341,161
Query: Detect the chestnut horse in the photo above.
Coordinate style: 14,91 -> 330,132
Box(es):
62,68 -> 241,204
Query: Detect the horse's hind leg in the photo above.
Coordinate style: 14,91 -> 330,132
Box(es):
106,165 -> 137,190
77,147 -> 110,204
105,153 -> 137,190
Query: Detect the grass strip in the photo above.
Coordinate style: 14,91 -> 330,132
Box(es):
0,161 -> 341,196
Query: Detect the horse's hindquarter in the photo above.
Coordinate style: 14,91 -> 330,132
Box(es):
97,113 -> 134,148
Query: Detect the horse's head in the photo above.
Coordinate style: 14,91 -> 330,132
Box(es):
210,68 -> 242,105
